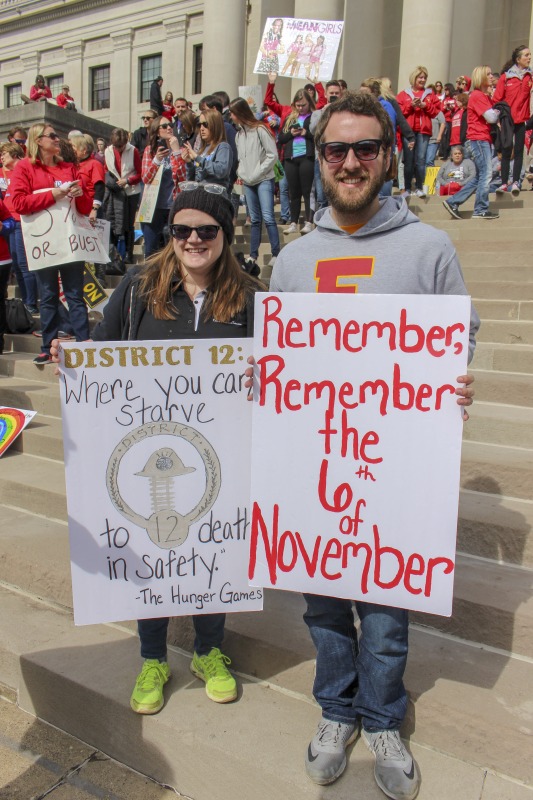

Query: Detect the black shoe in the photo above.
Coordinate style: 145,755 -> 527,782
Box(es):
472,210 -> 499,219
25,305 -> 39,316
33,352 -> 53,366
442,200 -> 461,219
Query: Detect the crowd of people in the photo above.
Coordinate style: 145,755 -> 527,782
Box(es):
3,49 -> 519,800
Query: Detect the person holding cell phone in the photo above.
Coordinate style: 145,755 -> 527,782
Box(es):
141,116 -> 186,257
180,108 -> 233,191
9,123 -> 91,365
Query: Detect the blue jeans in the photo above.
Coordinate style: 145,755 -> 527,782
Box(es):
425,141 -> 439,167
141,207 -> 170,258
138,614 -> 226,659
451,139 -> 492,214
10,222 -> 38,307
313,158 -> 327,210
404,132 -> 429,191
278,172 -> 290,221
243,179 -> 280,260
35,262 -> 89,353
303,594 -> 409,731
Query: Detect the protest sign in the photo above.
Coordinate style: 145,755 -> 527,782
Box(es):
239,85 -> 263,115
59,339 -> 261,625
21,196 -> 110,271
249,293 -> 471,617
92,218 -> 111,256
254,17 -> 344,82
0,407 -> 36,457
138,167 -> 163,224
82,266 -> 108,311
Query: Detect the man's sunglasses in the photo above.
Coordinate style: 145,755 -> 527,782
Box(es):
141,116 -> 154,121
320,139 -> 383,163
38,133 -> 60,141
169,224 -> 221,241
199,121 -> 209,129
159,123 -> 172,129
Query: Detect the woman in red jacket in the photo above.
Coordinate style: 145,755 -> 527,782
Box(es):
10,123 -> 92,365
492,45 -> 532,195
397,65 -> 441,197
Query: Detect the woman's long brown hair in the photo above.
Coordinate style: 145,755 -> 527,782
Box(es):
136,237 -> 263,322
197,108 -> 227,155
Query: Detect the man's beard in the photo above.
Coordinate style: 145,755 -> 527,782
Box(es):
322,163 -> 388,214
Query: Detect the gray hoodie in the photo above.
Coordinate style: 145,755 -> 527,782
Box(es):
270,196 -> 479,361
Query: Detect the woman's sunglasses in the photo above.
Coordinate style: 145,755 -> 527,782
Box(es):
170,224 -> 221,241
320,139 -> 383,163
159,123 -> 172,130
199,121 -> 209,129
38,133 -> 60,141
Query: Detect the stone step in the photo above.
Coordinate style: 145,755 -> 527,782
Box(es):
0,374 -> 61,418
471,341 -> 533,373
462,265 -> 533,282
468,280 -> 533,299
475,319 -> 533,345
458,489 -> 533,568
0,350 -> 60,382
463,401 -> 533,447
0,451 -> 66,519
0,583 -> 531,797
461,440 -> 533,500
473,299 -> 533,321
471,368 -> 533,407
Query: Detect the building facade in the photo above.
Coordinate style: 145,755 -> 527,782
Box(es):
1,0 -> 532,133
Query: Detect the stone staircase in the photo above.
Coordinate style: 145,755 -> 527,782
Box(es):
0,194 -> 532,799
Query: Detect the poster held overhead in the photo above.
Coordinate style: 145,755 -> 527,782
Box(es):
254,18 -> 344,82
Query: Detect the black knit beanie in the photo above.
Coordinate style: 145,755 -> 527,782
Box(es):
168,187 -> 234,245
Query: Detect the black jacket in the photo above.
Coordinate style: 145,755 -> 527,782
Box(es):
278,115 -> 315,159
493,101 -> 514,151
149,81 -> 163,116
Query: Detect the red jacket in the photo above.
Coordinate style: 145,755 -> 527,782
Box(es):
29,85 -> 52,101
0,199 -> 13,265
493,68 -> 533,123
396,89 -> 441,135
263,80 -> 325,131
141,146 -> 186,199
77,154 -> 105,200
56,93 -> 75,108
9,158 -> 92,216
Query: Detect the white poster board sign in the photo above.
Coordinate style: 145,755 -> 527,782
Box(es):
92,218 -> 111,257
249,293 -> 471,617
0,407 -> 37,457
138,167 -> 162,224
21,196 -> 110,271
254,18 -> 344,82
59,339 -> 262,625
239,85 -> 263,116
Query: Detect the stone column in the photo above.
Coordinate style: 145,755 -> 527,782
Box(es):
64,43 -> 85,112
291,0 -> 344,94
164,18 -> 188,98
22,54 -> 40,100
449,0 -> 486,79
340,0 -> 384,88
203,0 -> 246,98
110,30 -> 133,130
397,0 -> 454,87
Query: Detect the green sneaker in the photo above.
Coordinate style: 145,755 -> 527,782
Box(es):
130,659 -> 170,714
190,647 -> 237,703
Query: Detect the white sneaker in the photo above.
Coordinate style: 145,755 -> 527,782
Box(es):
268,256 -> 277,268
415,189 -> 426,198
363,730 -> 420,800
283,222 -> 298,235
300,221 -> 314,234
511,182 -> 520,196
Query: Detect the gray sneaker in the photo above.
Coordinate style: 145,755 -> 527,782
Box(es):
305,716 -> 358,785
363,729 -> 419,800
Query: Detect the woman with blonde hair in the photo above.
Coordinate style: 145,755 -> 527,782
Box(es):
9,123 -> 91,364
396,65 -> 441,196
443,65 -> 500,220
181,108 -> 232,190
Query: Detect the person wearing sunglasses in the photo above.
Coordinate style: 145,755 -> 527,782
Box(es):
86,186 -> 262,714
9,123 -> 92,365
268,90 -> 478,800
131,110 -> 156,155
140,116 -> 187,257
181,108 -> 233,192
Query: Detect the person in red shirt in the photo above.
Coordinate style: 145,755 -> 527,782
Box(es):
28,75 -> 52,102
10,123 -> 92,364
0,199 -> 14,355
443,65 -> 500,220
56,84 -> 76,111
449,93 -> 469,147
71,133 -> 108,285
396,65 -> 441,197
492,45 -> 532,195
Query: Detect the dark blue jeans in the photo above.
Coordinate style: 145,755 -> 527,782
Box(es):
303,594 -> 409,731
35,262 -> 89,353
10,222 -> 38,307
138,614 -> 226,659
141,206 -> 170,258
243,179 -> 280,260
403,132 -> 429,191
451,139 -> 492,215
